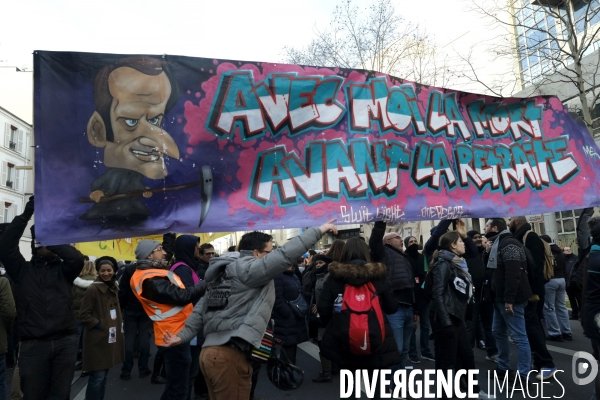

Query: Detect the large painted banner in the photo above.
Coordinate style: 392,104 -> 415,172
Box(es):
34,51 -> 600,245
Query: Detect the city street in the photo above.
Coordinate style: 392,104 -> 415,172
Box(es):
5,316 -> 589,400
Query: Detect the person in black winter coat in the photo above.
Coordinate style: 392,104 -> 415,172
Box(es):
369,221 -> 416,368
509,216 -> 557,378
404,236 -> 435,362
318,238 -> 399,371
540,235 -> 573,341
429,231 -> 490,399
485,218 -> 532,380
581,217 -> 600,398
171,235 -> 208,400
564,246 -> 581,320
0,196 -> 85,400
272,265 -> 309,364
465,230 -> 488,352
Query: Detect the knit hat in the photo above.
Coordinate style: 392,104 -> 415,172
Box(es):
135,240 -> 162,260
312,253 -> 332,266
540,234 -> 552,244
95,256 -> 118,272
467,230 -> 481,239
403,236 -> 416,248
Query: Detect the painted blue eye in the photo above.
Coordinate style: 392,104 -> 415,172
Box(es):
124,119 -> 138,127
148,117 -> 160,125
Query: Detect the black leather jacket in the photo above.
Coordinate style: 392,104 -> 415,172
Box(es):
429,254 -> 472,328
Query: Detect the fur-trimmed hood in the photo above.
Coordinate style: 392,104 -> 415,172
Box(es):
328,260 -> 387,286
73,276 -> 95,289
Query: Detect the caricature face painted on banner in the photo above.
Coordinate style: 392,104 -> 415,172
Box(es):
80,57 -> 180,222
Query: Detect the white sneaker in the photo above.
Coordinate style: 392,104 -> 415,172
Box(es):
486,354 -> 499,363
479,390 -> 496,399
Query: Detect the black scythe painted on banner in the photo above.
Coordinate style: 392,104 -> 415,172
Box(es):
79,166 -> 213,227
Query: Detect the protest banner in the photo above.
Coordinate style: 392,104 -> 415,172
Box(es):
33,50 -> 600,245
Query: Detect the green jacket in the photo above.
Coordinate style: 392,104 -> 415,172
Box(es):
0,277 -> 15,354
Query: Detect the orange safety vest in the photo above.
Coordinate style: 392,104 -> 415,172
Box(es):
130,269 -> 193,346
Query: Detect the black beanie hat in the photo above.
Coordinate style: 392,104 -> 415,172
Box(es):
312,253 -> 332,266
540,235 -> 552,244
95,256 -> 118,273
403,236 -> 417,248
467,230 -> 480,239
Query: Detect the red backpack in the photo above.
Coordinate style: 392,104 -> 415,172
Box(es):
339,282 -> 386,355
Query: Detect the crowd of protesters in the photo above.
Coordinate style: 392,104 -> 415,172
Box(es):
0,196 -> 597,399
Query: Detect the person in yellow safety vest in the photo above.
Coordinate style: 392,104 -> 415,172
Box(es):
130,240 -> 205,400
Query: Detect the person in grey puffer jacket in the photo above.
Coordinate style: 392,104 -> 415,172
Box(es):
161,220 -> 338,400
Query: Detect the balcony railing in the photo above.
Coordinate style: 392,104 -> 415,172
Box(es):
8,142 -> 16,150
5,181 -> 12,188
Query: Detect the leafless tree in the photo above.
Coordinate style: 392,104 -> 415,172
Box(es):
459,0 -> 600,134
283,0 -> 459,87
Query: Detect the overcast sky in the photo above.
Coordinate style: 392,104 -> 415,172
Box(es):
1,0 -> 493,71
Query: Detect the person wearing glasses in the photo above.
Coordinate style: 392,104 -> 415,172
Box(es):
130,240 -> 206,400
161,220 -> 338,400
197,244 -> 215,278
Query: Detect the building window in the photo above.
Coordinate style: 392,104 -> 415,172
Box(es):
1,203 -> 15,223
555,210 -> 582,234
1,162 -> 20,191
3,124 -> 23,153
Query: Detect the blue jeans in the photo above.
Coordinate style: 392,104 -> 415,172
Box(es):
161,343 -> 191,400
122,310 -> 151,374
492,302 -> 531,377
409,298 -> 431,358
86,369 -> 108,400
386,305 -> 414,369
19,334 -> 79,400
544,278 -> 572,336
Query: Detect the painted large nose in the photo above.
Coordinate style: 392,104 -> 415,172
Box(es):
137,124 -> 180,160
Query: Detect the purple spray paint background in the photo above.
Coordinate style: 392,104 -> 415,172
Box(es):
33,50 -> 600,245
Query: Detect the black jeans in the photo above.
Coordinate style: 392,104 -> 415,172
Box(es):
122,310 -> 152,374
187,345 -> 201,400
161,343 -> 191,400
432,315 -> 476,370
282,344 -> 298,365
525,299 -> 555,369
479,300 -> 498,357
566,286 -> 582,317
19,333 -> 78,400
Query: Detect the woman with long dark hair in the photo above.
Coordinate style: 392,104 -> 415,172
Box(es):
429,231 -> 490,399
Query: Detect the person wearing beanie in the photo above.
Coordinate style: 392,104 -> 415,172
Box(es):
119,239 -> 165,382
0,196 -> 85,399
161,220 -> 337,400
79,256 -> 124,400
508,216 -> 557,380
130,239 -> 206,400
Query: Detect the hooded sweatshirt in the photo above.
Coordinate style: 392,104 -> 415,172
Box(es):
173,235 -> 202,288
